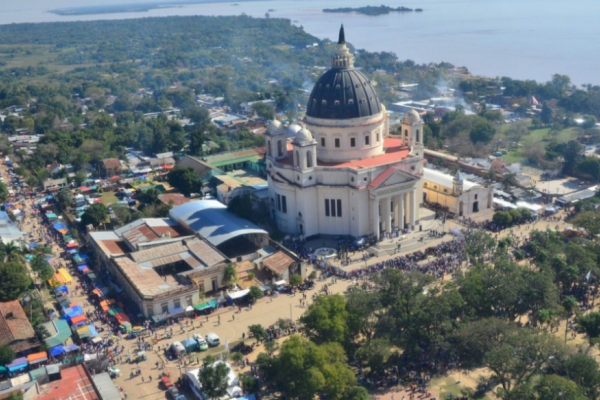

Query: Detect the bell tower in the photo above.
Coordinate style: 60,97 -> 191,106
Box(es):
265,119 -> 287,161
400,109 -> 424,158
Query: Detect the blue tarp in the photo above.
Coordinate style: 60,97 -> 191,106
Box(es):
237,396 -> 256,400
49,346 -> 65,357
63,306 -> 84,319
77,265 -> 89,272
7,357 -> 27,372
168,307 -> 184,316
53,222 -> 66,230
67,249 -> 78,255
64,344 -> 80,353
28,243 -> 39,248
54,285 -> 69,295
88,325 -> 99,337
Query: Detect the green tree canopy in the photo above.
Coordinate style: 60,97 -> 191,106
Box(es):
198,362 -> 230,400
167,167 -> 201,196
81,203 -> 108,228
0,345 -> 15,365
300,294 -> 349,345
0,261 -> 31,301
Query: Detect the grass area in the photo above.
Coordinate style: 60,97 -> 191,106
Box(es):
271,44 -> 291,51
431,375 -> 495,400
0,44 -> 56,69
501,126 -> 579,164
101,191 -> 119,205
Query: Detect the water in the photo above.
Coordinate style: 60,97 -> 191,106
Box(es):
3,0 -> 600,85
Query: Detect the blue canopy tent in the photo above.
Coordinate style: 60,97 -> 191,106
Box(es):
49,346 -> 65,357
53,222 -> 66,230
237,396 -> 256,400
62,305 -> 84,319
7,357 -> 28,373
67,248 -> 78,255
54,285 -> 69,295
77,265 -> 89,272
168,307 -> 184,317
64,344 -> 80,353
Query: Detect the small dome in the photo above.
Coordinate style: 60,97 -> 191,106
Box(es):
286,124 -> 302,137
295,127 -> 313,142
405,109 -> 421,123
267,119 -> 281,133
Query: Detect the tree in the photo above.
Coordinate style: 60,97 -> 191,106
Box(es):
583,115 -> 598,130
0,182 -> 8,202
248,324 -> 267,343
469,120 -> 495,144
167,167 -> 201,196
81,203 -> 108,228
264,339 -> 280,356
343,386 -> 370,400
354,339 -> 390,375
239,374 -> 260,395
54,189 -> 74,211
534,374 -> 588,400
564,354 -> 600,400
0,242 -> 25,263
562,296 -> 578,343
248,286 -> 263,301
576,311 -> 600,353
572,211 -> 600,238
229,351 -> 244,365
464,230 -> 496,264
198,362 -> 230,400
493,210 -> 513,227
502,173 -> 518,190
0,345 -> 15,365
252,102 -> 275,120
0,262 -> 31,301
222,264 -> 237,287
289,273 -> 302,287
541,103 -> 553,126
300,295 -> 349,345
30,255 -> 54,283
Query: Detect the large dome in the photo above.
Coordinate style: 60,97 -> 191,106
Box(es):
305,25 -> 381,120
306,69 -> 381,120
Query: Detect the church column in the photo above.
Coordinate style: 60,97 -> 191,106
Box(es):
387,196 -> 393,235
409,190 -> 416,228
383,196 -> 391,235
372,199 -> 380,240
398,194 -> 404,230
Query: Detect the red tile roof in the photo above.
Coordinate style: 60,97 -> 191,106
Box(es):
262,251 -> 295,275
0,301 -> 35,348
101,158 -> 121,170
37,365 -> 99,400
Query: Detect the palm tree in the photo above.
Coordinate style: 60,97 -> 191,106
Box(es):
562,296 -> 578,344
0,242 -> 25,263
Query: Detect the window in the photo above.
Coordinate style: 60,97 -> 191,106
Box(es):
335,138 -> 340,148
325,199 -> 342,217
350,138 -> 356,147
276,194 -> 287,213
365,135 -> 370,145
161,303 -> 168,313
186,297 -> 192,306
475,194 -> 478,200
321,137 -> 326,147
174,300 -> 181,309
376,133 -> 380,142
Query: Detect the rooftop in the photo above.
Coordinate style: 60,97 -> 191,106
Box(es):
205,147 -> 266,168
169,200 -> 268,248
158,193 -> 194,207
262,251 -> 295,275
0,300 -> 36,351
37,365 -> 99,400
423,168 -> 479,191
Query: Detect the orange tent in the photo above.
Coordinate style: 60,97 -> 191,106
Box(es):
27,352 -> 48,364
100,303 -> 110,312
70,314 -> 88,325
114,313 -> 130,324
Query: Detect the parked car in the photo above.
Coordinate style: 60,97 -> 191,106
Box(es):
206,332 -> 220,347
166,387 -> 180,399
192,334 -> 209,351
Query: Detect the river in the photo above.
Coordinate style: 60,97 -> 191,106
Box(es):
3,0 -> 600,85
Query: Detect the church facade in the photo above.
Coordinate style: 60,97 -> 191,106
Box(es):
265,26 -> 424,239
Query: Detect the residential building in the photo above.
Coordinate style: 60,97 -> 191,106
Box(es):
98,158 -> 122,177
0,300 -> 38,355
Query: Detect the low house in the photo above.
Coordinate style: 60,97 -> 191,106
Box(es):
99,158 -> 122,177
0,300 -> 39,355
42,177 -> 68,192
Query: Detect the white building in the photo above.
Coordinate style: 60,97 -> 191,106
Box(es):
422,168 -> 494,219
265,26 -> 424,239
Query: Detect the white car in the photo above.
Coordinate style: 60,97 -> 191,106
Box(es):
192,334 -> 209,351
206,333 -> 220,347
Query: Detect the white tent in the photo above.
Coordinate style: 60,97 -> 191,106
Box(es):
228,289 -> 250,300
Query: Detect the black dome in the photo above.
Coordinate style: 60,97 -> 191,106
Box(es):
306,68 -> 381,120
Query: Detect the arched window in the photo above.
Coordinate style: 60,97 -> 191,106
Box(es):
416,129 -> 420,143
404,129 -> 408,137
277,140 -> 284,157
306,151 -> 313,168
295,151 -> 299,167
267,140 -> 272,156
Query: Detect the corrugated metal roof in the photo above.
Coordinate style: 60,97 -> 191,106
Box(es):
262,251 -> 295,275
187,238 -> 226,267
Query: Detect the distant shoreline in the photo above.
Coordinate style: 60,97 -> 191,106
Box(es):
323,5 -> 423,16
49,0 -> 272,16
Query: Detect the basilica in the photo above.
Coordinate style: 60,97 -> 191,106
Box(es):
265,26 -> 425,240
